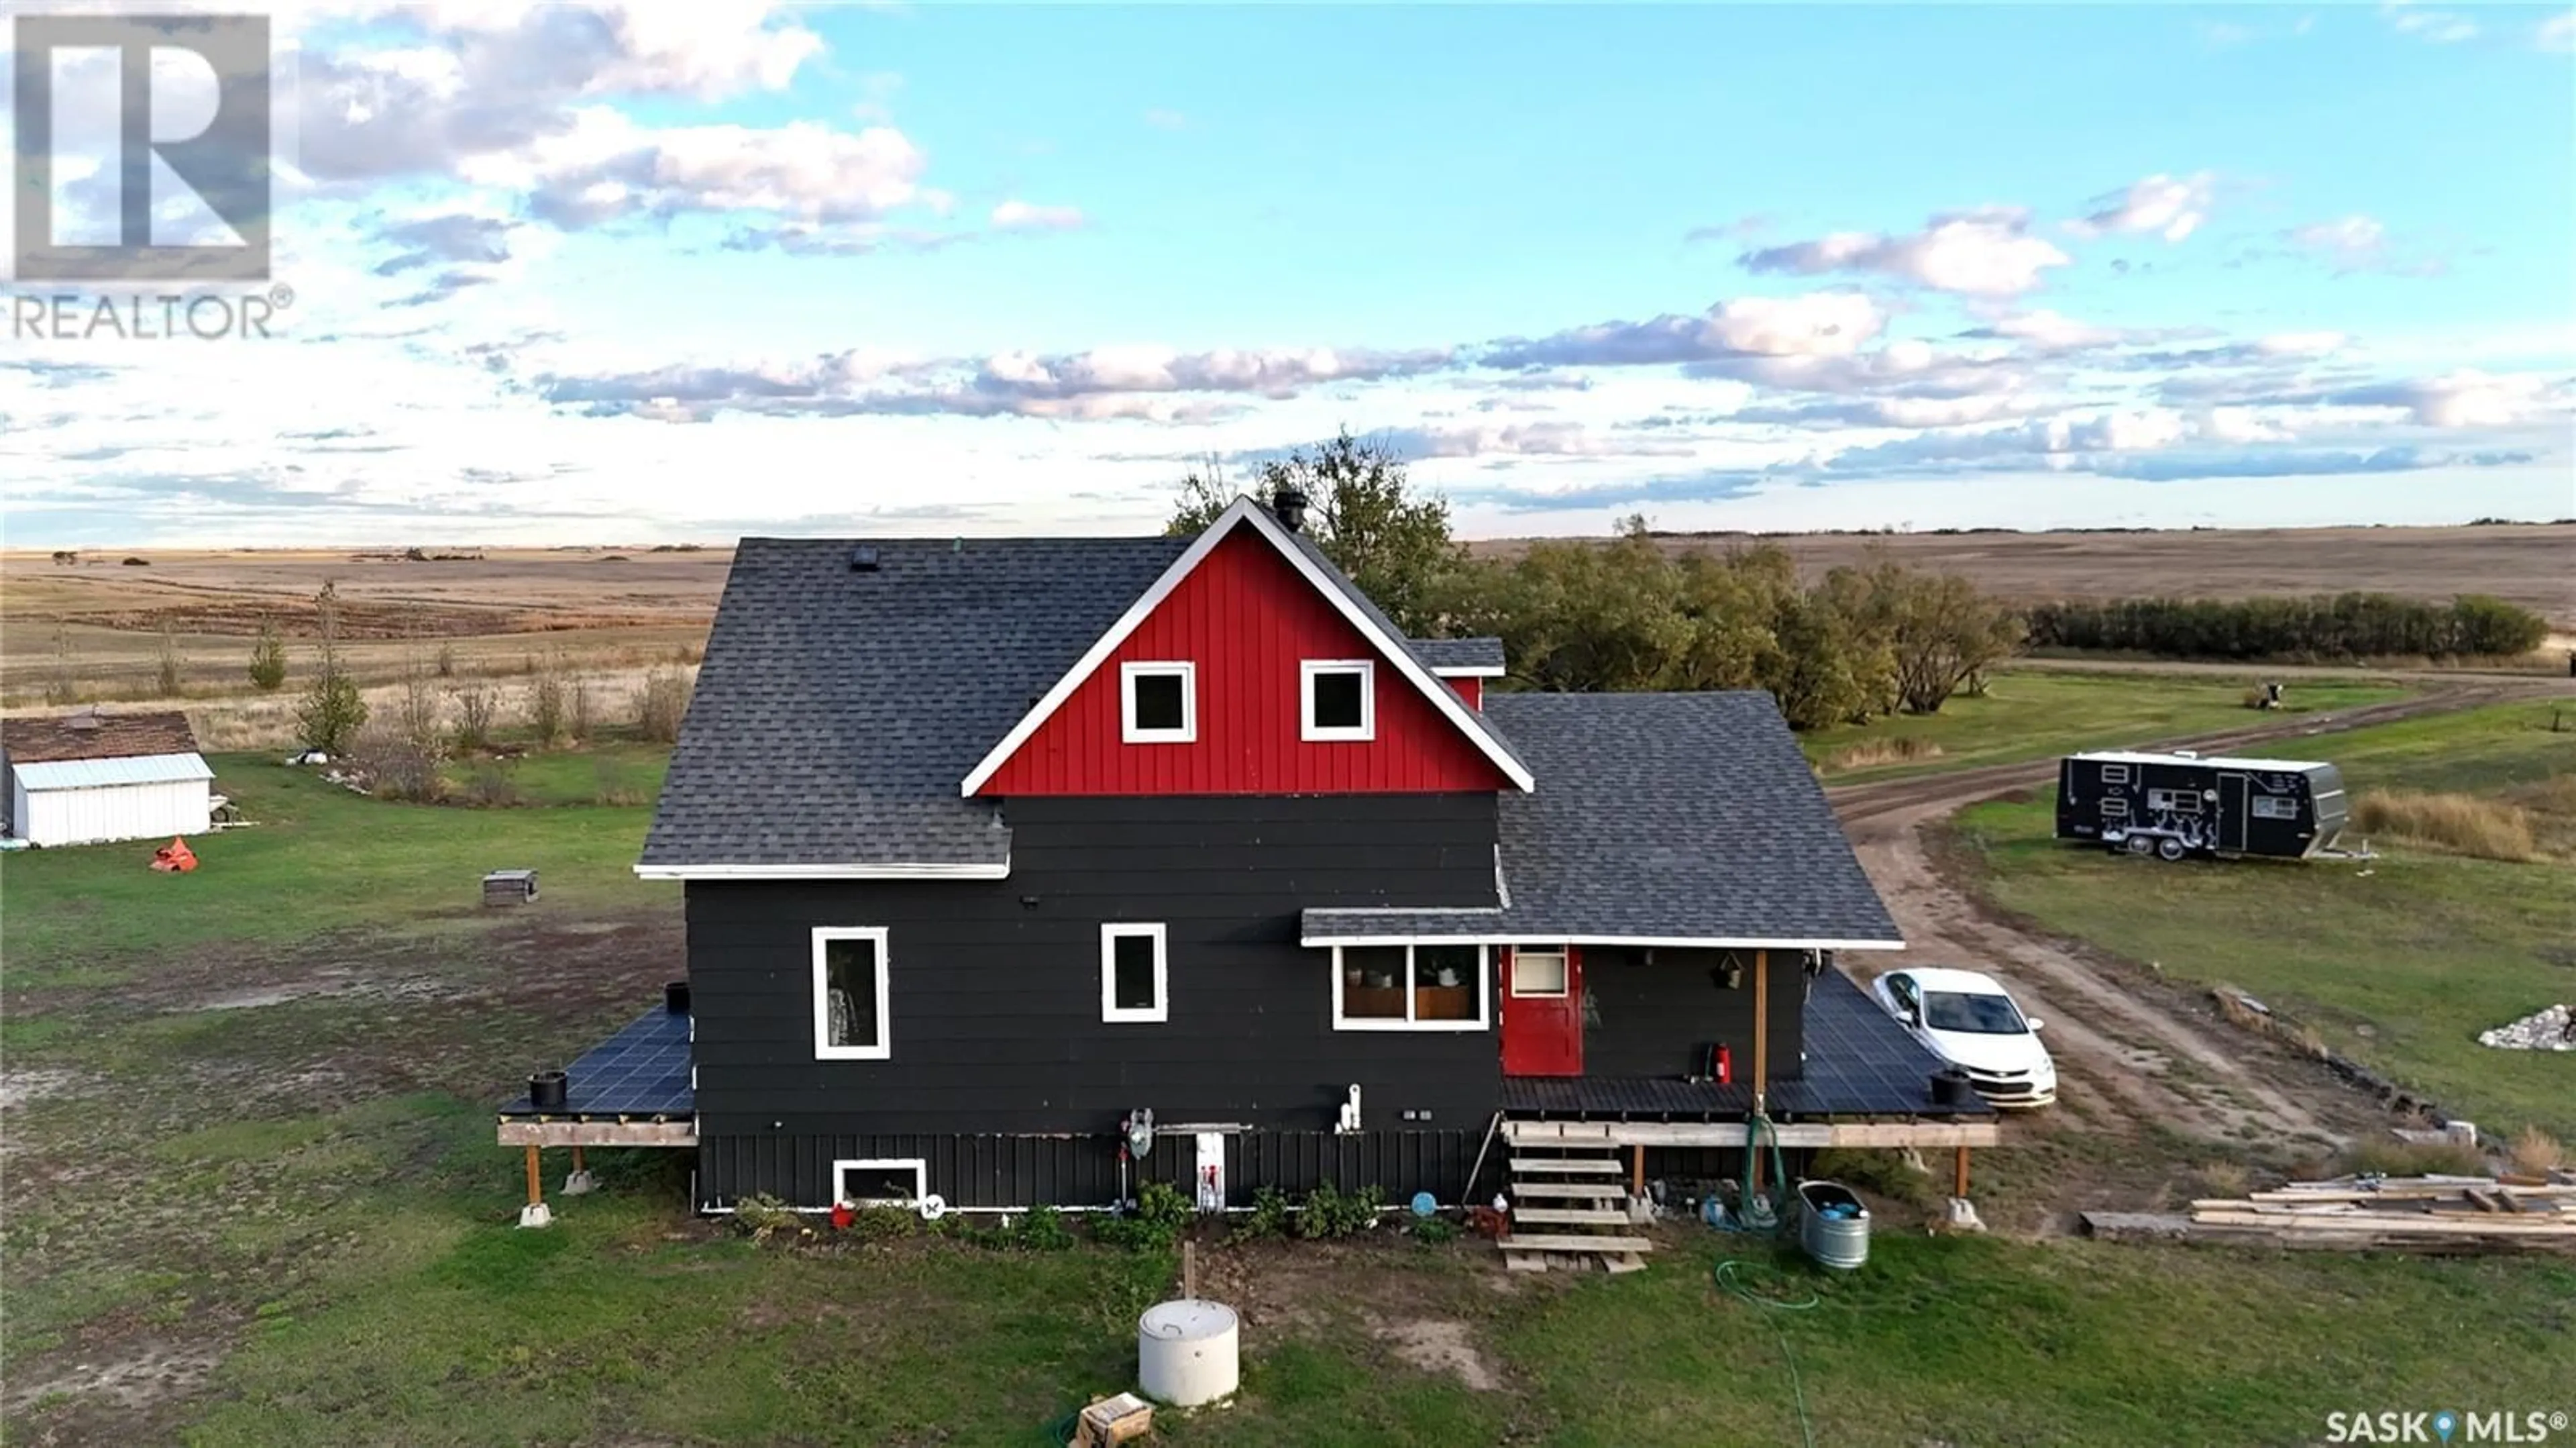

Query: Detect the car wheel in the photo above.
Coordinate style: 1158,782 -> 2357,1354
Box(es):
2157,837 -> 2188,862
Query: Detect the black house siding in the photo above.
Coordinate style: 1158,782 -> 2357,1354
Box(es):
698,1127 -> 1485,1211
1580,947 -> 1808,1081
686,793 -> 1503,1141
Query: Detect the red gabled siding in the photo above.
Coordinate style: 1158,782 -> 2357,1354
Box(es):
1449,677 -> 1483,711
978,527 -> 1509,796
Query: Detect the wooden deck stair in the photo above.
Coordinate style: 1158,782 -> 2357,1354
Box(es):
1499,1141 -> 1649,1273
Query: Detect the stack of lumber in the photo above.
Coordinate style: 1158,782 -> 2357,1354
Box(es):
2184,1174 -> 2576,1253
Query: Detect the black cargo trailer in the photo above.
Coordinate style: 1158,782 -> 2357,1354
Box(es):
2056,750 -> 2354,861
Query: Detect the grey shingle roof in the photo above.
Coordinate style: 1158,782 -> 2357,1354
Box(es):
641,535 -> 1187,868
1406,637 -> 1505,673
1303,691 -> 1902,945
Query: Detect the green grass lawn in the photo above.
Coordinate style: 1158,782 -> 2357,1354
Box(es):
9,729 -> 2576,1444
1801,668 -> 2412,780
0,746 -> 673,976
1955,700 -> 2576,1139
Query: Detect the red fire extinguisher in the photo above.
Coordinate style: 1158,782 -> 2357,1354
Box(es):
1715,1044 -> 1733,1085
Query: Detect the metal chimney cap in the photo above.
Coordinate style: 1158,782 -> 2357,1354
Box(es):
1272,484 -> 1311,533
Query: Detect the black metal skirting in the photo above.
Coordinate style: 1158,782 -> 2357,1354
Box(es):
697,1127 -> 1487,1211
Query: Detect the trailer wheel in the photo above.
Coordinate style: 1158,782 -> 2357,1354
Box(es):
2157,837 -> 2188,862
2125,836 -> 2155,857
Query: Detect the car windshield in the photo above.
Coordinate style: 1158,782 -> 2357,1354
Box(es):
1921,990 -> 2027,1035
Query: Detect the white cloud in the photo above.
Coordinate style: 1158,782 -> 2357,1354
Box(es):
459,110 -> 929,227
2381,1 -> 2479,43
2540,11 -> 2576,51
2065,172 -> 2216,243
2330,370 -> 2557,427
1739,208 -> 2071,296
991,200 -> 1086,232
1985,309 -> 2126,352
1485,291 -> 1886,368
1144,109 -> 1189,130
2202,407 -> 2297,443
2284,215 -> 2447,277
2256,331 -> 2349,356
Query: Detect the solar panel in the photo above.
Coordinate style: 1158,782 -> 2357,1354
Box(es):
500,1006 -> 694,1118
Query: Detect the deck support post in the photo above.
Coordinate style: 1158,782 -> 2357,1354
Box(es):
1953,1145 -> 1971,1198
519,1145 -> 552,1229
1750,949 -> 1769,1117
564,1143 -> 596,1196
1629,1145 -> 1645,1198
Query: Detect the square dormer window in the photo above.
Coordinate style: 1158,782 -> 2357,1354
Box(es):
1121,661 -> 1196,743
1301,660 -> 1374,742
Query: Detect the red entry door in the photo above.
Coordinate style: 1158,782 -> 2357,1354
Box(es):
1499,945 -> 1582,1076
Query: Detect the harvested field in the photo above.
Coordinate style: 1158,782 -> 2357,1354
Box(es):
1472,523 -> 2576,625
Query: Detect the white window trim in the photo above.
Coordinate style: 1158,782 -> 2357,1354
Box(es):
1330,943 -> 1489,1032
812,926 -> 892,1060
1300,658 -> 1376,742
1100,923 -> 1170,1023
1120,660 -> 1197,743
832,1157 -> 926,1206
1509,945 -> 1570,998
2100,764 -> 2131,784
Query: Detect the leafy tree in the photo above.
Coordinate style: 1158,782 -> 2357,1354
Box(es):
1168,430 -> 1461,634
246,618 -> 288,692
295,582 -> 368,754
1871,566 -> 2025,714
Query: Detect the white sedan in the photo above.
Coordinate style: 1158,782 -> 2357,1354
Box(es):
1872,967 -> 2057,1109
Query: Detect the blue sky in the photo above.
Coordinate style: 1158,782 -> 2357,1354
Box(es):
4,2 -> 2572,545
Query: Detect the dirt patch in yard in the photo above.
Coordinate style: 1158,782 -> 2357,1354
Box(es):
1366,1314 -> 1503,1391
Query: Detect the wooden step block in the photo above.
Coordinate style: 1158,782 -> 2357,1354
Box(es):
1496,1233 -> 1653,1254
1509,1182 -> 1627,1200
1508,1157 -> 1623,1175
1513,1207 -> 1628,1227
1601,1252 -> 1649,1275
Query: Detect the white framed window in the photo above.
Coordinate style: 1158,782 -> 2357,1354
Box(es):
1331,943 -> 1488,1031
1509,945 -> 1569,998
1300,659 -> 1375,741
812,926 -> 891,1059
2251,794 -> 2299,820
1121,661 -> 1197,743
2148,788 -> 2204,814
1101,923 -> 1169,1023
833,1157 -> 926,1206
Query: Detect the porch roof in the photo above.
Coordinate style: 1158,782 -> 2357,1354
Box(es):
1303,690 -> 1902,949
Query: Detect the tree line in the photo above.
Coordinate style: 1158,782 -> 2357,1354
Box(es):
1170,433 -> 2023,729
2025,592 -> 2547,663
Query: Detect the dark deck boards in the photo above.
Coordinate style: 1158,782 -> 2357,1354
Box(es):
498,1006 -> 694,1119
1501,970 -> 1992,1121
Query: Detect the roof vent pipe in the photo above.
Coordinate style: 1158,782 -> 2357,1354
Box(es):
1271,484 -> 1309,535
850,545 -> 881,572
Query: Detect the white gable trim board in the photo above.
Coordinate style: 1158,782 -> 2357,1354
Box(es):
7,750 -> 214,847
958,497 -> 1535,796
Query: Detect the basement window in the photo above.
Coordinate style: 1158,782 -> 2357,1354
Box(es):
1122,661 -> 1197,743
833,1157 -> 926,1206
1333,943 -> 1487,1031
812,926 -> 891,1060
1301,660 -> 1375,741
1101,923 -> 1169,1023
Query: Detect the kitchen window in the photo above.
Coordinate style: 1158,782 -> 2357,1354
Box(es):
1332,943 -> 1487,1030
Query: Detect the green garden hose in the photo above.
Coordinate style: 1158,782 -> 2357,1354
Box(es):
1737,1111 -> 1790,1233
1714,1256 -> 1819,1448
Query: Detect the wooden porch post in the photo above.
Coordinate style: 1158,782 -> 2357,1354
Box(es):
1630,1145 -> 1646,1197
524,1145 -> 543,1206
1750,949 -> 1769,1115
1953,1145 -> 1971,1198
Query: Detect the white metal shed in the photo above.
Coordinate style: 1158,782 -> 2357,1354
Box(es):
9,752 -> 214,847
1,710 -> 214,848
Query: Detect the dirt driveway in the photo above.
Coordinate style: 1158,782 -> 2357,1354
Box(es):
1825,682 -> 2555,1190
